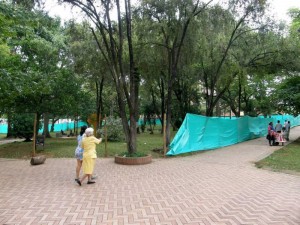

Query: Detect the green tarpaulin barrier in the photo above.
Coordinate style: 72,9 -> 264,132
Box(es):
167,113 -> 300,156
0,121 -> 87,134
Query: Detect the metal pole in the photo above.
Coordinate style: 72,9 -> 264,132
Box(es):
163,113 -> 167,157
33,113 -> 37,157
104,115 -> 108,157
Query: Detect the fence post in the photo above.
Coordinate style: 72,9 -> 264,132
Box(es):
104,115 -> 108,157
163,113 -> 167,157
32,113 -> 37,157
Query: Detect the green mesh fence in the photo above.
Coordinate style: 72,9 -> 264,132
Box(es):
167,113 -> 300,156
0,121 -> 87,134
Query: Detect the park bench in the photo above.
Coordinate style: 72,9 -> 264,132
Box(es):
35,135 -> 45,150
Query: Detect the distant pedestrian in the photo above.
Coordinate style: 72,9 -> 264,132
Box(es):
76,128 -> 102,186
285,121 -> 291,141
275,120 -> 282,133
75,125 -> 87,182
267,122 -> 276,146
284,120 -> 288,129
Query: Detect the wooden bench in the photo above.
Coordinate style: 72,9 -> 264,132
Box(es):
36,135 -> 45,150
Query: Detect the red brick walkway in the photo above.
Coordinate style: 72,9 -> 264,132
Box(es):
0,127 -> 300,225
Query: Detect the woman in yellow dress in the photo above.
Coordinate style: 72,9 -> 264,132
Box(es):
76,127 -> 102,186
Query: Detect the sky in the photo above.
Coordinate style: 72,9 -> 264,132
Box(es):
44,1 -> 80,22
44,0 -> 300,24
268,0 -> 300,22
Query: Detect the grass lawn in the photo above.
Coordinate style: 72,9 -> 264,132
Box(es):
1,130 -> 300,176
0,129 -> 171,159
256,137 -> 300,174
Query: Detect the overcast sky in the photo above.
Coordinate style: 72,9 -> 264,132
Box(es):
44,0 -> 300,24
269,0 -> 300,22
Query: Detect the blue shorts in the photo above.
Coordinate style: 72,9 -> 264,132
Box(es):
75,147 -> 83,160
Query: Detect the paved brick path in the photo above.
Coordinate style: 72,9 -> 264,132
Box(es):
0,127 -> 300,225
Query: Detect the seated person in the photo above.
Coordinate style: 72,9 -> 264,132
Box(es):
275,132 -> 286,146
68,130 -> 74,137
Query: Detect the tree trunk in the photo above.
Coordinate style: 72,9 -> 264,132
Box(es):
117,93 -> 133,153
63,0 -> 138,155
36,113 -> 41,136
43,113 -> 51,138
216,101 -> 221,117
160,75 -> 165,135
165,64 -> 176,146
50,117 -> 58,132
237,75 -> 242,117
6,113 -> 13,138
206,93 -> 215,117
96,78 -> 104,131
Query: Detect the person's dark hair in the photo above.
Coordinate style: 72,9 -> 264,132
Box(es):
80,125 -> 87,136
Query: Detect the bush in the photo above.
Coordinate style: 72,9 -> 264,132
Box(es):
10,113 -> 35,141
98,116 -> 125,141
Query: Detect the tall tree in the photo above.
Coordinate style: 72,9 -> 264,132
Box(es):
62,0 -> 140,154
221,27 -> 285,116
65,21 -> 109,131
275,76 -> 300,116
195,0 -> 267,116
137,0 -> 212,146
0,1 -> 85,137
273,8 -> 300,116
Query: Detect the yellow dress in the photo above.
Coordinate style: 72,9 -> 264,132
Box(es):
82,136 -> 101,174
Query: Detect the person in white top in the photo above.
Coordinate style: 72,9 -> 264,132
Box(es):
284,120 -> 288,129
285,121 -> 291,141
275,120 -> 282,133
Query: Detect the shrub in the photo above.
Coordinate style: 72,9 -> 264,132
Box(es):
10,113 -> 35,141
98,116 -> 125,141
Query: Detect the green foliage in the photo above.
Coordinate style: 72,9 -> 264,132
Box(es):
1,0 -> 300,151
10,113 -> 36,141
99,117 -> 125,142
288,8 -> 300,36
0,44 -> 10,64
0,1 -> 89,125
276,76 -> 300,116
64,21 -> 114,123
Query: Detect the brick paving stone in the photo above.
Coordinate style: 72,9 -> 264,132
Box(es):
0,126 -> 300,225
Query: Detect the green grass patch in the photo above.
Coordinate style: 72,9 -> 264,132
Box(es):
256,138 -> 300,174
0,130 -> 171,159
